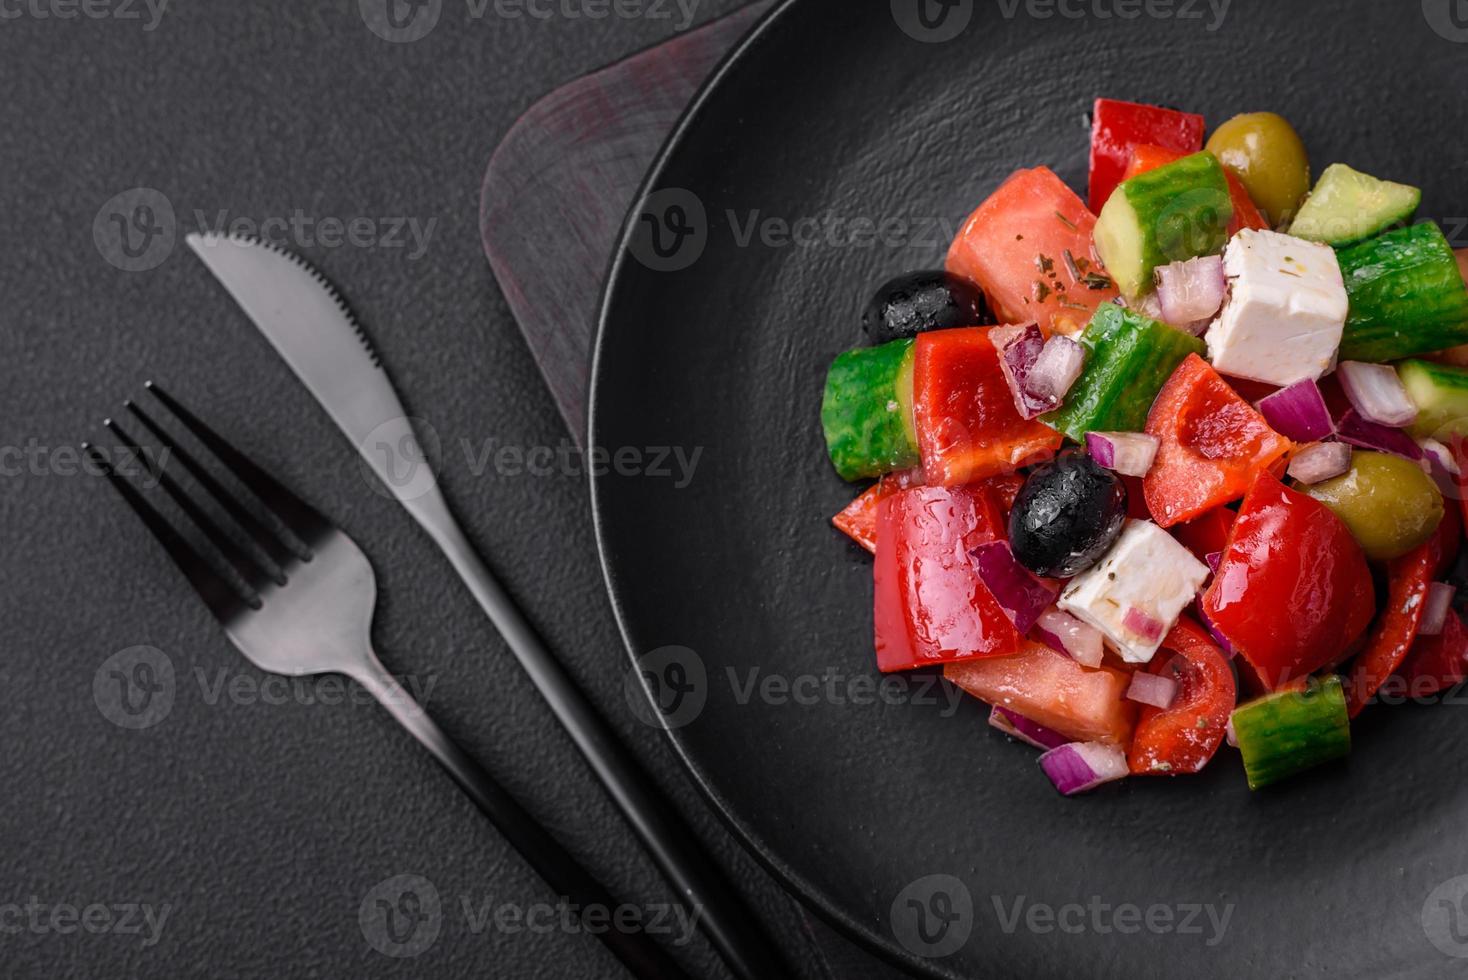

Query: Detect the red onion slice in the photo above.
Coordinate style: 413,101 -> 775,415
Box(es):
1086,431 -> 1160,478
1035,607 -> 1105,669
1287,442 -> 1353,485
1123,606 -> 1164,644
994,322 -> 1051,420
1026,335 -> 1085,409
1420,438 -> 1461,478
1126,671 -> 1179,710
989,705 -> 1074,751
1337,361 -> 1419,427
1205,551 -> 1222,573
972,542 -> 1059,634
1225,717 -> 1238,748
1337,410 -> 1424,460
1257,380 -> 1334,442
1039,741 -> 1129,796
1419,582 -> 1457,636
1156,255 -> 1226,329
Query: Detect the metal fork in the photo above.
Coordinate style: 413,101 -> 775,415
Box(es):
85,382 -> 687,980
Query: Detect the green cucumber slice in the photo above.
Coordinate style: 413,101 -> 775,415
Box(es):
1287,163 -> 1421,247
1400,358 -> 1468,440
821,339 -> 919,481
1093,152 -> 1234,301
1231,675 -> 1351,791
1043,304 -> 1205,442
1338,223 -> 1468,362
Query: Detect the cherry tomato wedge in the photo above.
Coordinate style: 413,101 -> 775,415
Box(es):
1202,473 -> 1374,691
873,485 -> 1022,673
1128,617 -> 1236,776
1144,354 -> 1292,528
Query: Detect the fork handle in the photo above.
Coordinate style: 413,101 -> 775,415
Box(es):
420,523 -> 793,980
352,659 -> 689,980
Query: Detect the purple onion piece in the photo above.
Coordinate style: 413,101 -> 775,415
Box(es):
989,705 -> 1073,751
1025,335 -> 1085,409
1286,441 -> 1353,485
1205,551 -> 1222,573
1419,582 -> 1457,637
1337,410 -> 1424,461
971,541 -> 1058,634
1038,742 -> 1129,796
994,322 -> 1050,420
1126,671 -> 1179,710
1337,361 -> 1418,428
1156,255 -> 1226,327
1257,380 -> 1334,442
1085,431 -> 1159,478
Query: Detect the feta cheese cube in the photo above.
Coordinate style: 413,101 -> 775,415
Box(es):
1058,520 -> 1209,665
1205,229 -> 1348,386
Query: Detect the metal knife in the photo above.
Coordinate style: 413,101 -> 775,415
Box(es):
185,233 -> 788,980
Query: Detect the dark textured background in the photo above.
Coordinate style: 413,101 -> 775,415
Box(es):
0,2 -> 903,977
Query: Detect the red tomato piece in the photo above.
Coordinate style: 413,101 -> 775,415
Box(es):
1121,143 -> 1268,237
913,327 -> 1064,487
1143,354 -> 1293,528
946,641 -> 1137,745
831,469 -> 923,554
1127,617 -> 1236,775
1170,506 -> 1237,564
1202,473 -> 1374,691
946,167 -> 1121,336
1345,505 -> 1460,717
1088,99 -> 1206,213
873,485 -> 1022,673
1393,610 -> 1468,701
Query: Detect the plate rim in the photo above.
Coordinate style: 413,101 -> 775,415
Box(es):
586,0 -> 958,975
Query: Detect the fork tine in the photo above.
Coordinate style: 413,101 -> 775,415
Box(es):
84,442 -> 256,621
144,382 -> 333,550
103,417 -> 285,590
124,395 -> 302,569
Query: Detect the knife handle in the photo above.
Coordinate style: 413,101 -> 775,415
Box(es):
407,492 -> 793,980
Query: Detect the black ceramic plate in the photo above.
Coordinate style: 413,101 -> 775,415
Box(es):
591,2 -> 1468,976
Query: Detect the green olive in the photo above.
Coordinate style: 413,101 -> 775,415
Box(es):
1302,451 -> 1443,561
1205,112 -> 1311,228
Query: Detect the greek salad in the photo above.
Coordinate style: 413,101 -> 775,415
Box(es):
821,98 -> 1468,795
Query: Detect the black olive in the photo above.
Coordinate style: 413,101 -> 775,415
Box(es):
861,270 -> 991,344
1009,452 -> 1128,578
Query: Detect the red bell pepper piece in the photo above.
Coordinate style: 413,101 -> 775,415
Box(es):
831,469 -> 923,554
1128,617 -> 1236,776
913,327 -> 1063,487
1392,609 -> 1468,701
1088,99 -> 1205,213
946,167 -> 1120,336
1345,504 -> 1460,717
1171,506 -> 1237,565
1121,143 -> 1269,237
873,485 -> 1023,673
1143,354 -> 1293,528
1202,473 -> 1375,691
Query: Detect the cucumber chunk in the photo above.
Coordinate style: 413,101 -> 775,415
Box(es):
1400,358 -> 1468,440
821,339 -> 920,481
1044,304 -> 1205,442
1093,152 -> 1234,301
1337,223 -> 1468,362
1231,675 -> 1351,791
1287,164 -> 1421,247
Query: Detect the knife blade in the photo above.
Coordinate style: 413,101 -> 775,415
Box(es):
185,232 -> 788,980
